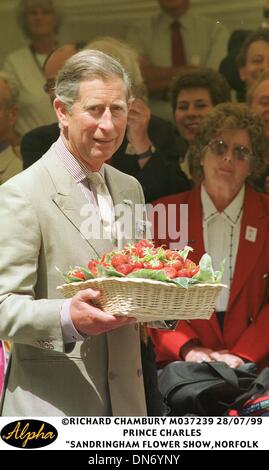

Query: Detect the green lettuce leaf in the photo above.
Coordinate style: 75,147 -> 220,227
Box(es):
97,264 -> 124,278
193,254 -> 225,283
127,269 -> 170,282
179,245 -> 194,261
79,267 -> 95,280
171,277 -> 198,288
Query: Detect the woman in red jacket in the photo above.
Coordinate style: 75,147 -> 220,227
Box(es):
149,102 -> 269,370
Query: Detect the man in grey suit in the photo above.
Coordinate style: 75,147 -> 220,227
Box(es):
0,50 -> 148,416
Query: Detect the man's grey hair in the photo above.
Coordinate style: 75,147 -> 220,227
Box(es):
55,49 -> 132,111
86,37 -> 147,101
16,0 -> 62,37
0,70 -> 20,108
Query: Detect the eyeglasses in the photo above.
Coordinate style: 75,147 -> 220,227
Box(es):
43,78 -> 55,94
207,139 -> 254,162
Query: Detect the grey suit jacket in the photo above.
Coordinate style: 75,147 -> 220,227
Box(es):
0,147 -> 147,416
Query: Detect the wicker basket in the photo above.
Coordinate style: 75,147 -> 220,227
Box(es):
57,277 -> 225,323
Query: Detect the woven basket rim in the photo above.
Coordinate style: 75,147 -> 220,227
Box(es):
57,276 -> 227,291
56,277 -> 226,321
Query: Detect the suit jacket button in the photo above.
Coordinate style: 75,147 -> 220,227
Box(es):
137,368 -> 143,377
249,316 -> 254,324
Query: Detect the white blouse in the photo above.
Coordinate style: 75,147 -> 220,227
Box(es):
201,185 -> 245,311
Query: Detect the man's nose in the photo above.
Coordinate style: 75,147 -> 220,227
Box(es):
99,108 -> 114,129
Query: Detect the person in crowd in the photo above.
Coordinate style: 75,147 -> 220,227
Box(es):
248,69 -> 269,193
0,49 -> 154,416
21,42 -> 81,169
22,37 -> 191,202
126,0 -> 229,120
0,71 -> 21,184
171,67 -> 231,180
219,29 -> 252,102
87,37 -> 191,202
3,0 -> 61,136
237,28 -> 269,101
149,102 -> 269,371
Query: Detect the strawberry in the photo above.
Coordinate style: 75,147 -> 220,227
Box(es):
65,268 -> 87,282
163,266 -> 178,279
189,266 -> 199,277
62,239 -> 203,285
111,254 -> 129,268
183,259 -> 199,277
169,259 -> 183,271
176,268 -> 191,278
71,270 -> 85,280
143,259 -> 164,270
129,239 -> 155,258
87,260 -> 99,277
165,250 -> 183,261
129,259 -> 144,270
115,263 -> 134,275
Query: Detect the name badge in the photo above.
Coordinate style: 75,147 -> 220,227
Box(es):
245,225 -> 257,243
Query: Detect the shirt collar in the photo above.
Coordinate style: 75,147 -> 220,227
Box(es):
53,136 -> 105,182
159,9 -> 192,31
201,184 -> 245,226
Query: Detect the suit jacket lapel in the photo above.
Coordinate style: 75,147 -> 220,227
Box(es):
43,150 -> 115,257
104,165 -> 143,249
104,164 -> 126,207
228,185 -> 269,309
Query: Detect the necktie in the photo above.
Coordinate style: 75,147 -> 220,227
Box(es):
171,20 -> 186,67
87,172 -> 116,240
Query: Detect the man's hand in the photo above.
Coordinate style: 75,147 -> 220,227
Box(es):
70,288 -> 136,336
127,98 -> 151,153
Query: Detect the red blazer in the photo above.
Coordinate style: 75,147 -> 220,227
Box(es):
149,185 -> 269,369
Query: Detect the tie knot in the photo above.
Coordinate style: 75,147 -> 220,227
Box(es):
171,20 -> 180,31
87,171 -> 105,189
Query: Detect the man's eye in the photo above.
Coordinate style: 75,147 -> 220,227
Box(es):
88,106 -> 102,114
111,105 -> 126,114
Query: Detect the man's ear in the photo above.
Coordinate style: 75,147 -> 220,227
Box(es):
53,98 -> 69,128
127,99 -> 133,114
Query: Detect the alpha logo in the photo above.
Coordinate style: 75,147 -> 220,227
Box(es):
1,420 -> 58,449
